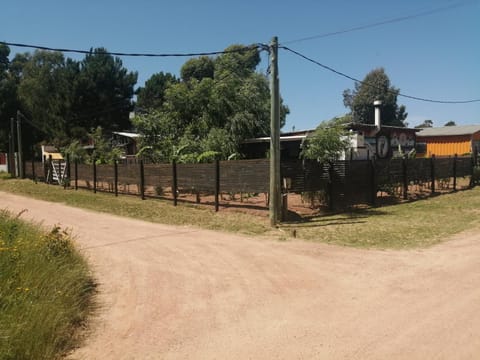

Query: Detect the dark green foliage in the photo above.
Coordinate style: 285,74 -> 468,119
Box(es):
343,68 -> 407,127
2,46 -> 137,149
136,72 -> 178,110
300,118 -> 351,163
133,44 -> 289,162
181,56 -> 215,82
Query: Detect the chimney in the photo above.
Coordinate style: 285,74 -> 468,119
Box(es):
374,100 -> 382,129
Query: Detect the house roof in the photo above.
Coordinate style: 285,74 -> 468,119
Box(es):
417,125 -> 480,137
113,131 -> 141,139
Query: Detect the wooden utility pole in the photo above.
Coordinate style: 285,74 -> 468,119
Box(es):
16,111 -> 24,178
269,36 -> 281,226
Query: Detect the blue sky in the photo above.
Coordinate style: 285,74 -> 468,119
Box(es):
1,0 -> 479,130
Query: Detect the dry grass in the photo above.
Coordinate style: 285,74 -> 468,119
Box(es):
1,177 -> 479,249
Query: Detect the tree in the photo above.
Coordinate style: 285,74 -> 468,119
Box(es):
343,68 -> 407,127
444,120 -> 456,126
415,119 -> 434,128
133,44 -> 289,162
300,118 -> 351,163
180,56 -> 214,82
136,72 -> 178,110
73,48 -> 138,136
0,44 -> 18,151
15,50 -> 72,145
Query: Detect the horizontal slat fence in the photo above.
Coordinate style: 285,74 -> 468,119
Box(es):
23,154 -> 475,214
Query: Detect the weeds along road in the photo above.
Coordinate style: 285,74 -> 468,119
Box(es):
1,191 -> 480,359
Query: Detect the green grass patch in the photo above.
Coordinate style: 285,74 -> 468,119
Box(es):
282,188 -> 480,249
0,178 -> 479,249
0,210 -> 96,360
0,179 -> 271,236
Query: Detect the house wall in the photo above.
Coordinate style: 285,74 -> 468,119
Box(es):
420,135 -> 472,156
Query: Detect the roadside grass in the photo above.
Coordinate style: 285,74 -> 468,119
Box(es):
0,210 -> 96,360
0,179 -> 270,236
0,178 -> 479,249
282,187 -> 480,248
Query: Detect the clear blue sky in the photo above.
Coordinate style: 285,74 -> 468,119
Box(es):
1,0 -> 479,130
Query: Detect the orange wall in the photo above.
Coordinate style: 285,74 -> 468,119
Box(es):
421,135 -> 472,156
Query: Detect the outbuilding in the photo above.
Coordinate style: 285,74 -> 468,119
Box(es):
416,125 -> 480,157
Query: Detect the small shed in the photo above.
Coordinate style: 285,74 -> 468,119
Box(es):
416,125 -> 480,157
41,145 -> 63,162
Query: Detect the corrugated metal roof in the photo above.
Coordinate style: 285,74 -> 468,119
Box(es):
113,131 -> 141,138
417,125 -> 480,137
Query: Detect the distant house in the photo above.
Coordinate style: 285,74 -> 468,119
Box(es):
112,131 -> 141,157
416,125 -> 480,157
241,123 -> 418,161
41,145 -> 63,162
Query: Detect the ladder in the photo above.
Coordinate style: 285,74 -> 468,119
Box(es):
47,161 -> 67,184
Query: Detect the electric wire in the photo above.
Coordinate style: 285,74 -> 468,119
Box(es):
0,41 -> 261,58
280,46 -> 480,104
281,0 -> 477,45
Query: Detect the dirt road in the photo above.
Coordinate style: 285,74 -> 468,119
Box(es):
1,192 -> 479,359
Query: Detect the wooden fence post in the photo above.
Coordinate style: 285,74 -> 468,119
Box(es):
114,159 -> 118,197
328,163 -> 334,211
453,154 -> 457,191
64,154 -> 69,189
430,155 -> 436,194
93,158 -> 97,194
74,159 -> 78,190
215,159 -> 220,212
140,160 -> 145,200
31,155 -> 35,180
43,155 -> 47,183
470,150 -> 476,188
172,160 -> 178,206
48,154 -> 53,184
370,158 -> 376,206
402,156 -> 408,200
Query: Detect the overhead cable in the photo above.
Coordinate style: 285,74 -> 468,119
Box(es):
280,46 -> 480,104
281,0 -> 477,45
0,41 -> 262,58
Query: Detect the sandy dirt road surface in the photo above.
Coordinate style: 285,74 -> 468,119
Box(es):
1,191 -> 480,359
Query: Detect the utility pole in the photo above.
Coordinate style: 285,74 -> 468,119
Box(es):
269,36 -> 281,226
16,111 -> 24,178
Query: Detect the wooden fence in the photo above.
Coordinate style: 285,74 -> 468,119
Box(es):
24,154 -> 477,213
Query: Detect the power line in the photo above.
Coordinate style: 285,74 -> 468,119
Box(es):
0,41 -> 261,58
280,46 -> 480,104
282,0 -> 477,45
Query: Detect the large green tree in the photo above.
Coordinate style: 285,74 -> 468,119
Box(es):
14,50 -> 73,145
133,44 -> 289,162
343,68 -> 407,127
135,72 -> 178,110
73,48 -> 138,137
0,44 -> 18,151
